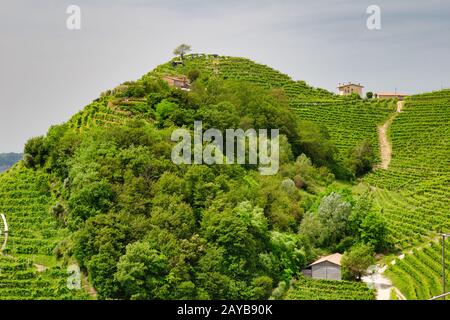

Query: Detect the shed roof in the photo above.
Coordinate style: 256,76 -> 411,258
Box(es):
309,253 -> 342,267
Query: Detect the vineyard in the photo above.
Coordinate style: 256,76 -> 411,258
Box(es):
293,99 -> 395,160
150,55 -> 396,159
66,96 -> 154,132
365,90 -> 450,247
0,55 -> 448,300
285,277 -> 375,300
151,54 -> 335,99
66,54 -> 395,160
0,165 -> 90,299
385,240 -> 450,300
360,90 -> 450,299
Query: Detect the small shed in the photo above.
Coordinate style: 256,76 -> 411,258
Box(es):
171,60 -> 184,67
303,253 -> 342,281
376,92 -> 408,101
163,75 -> 191,91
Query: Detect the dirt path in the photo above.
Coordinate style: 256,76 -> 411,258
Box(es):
377,101 -> 404,170
366,101 -> 408,300
362,265 -> 406,300
396,101 -> 404,113
82,272 -> 98,298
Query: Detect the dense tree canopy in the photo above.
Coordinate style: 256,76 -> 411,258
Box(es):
21,68 -> 389,299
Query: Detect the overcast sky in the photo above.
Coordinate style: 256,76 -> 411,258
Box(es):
1,0 -> 449,152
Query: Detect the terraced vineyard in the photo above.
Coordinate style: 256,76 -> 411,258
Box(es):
150,55 -> 395,159
294,99 -> 395,160
67,96 -> 154,132
0,165 -> 90,299
365,90 -> 450,247
285,277 -> 375,300
1,55 -> 447,300
385,240 -> 450,300
152,54 -> 335,99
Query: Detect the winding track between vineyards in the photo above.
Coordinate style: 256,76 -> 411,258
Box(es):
377,101 -> 404,169
369,100 -> 409,300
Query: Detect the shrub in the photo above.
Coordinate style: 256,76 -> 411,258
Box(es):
188,69 -> 201,82
341,243 -> 375,281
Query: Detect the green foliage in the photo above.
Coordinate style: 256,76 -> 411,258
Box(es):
68,180 -> 116,221
341,243 -> 375,281
316,192 -> 352,246
0,166 -> 91,300
360,212 -> 389,252
115,242 -> 169,300
173,44 -> 192,59
297,121 -> 337,169
266,232 -> 311,280
24,136 -> 48,168
1,54 -> 412,301
155,99 -> 178,123
187,69 -> 201,82
345,140 -> 376,177
348,192 -> 390,251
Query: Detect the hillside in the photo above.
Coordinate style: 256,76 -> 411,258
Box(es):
364,90 -> 450,299
150,55 -> 396,161
0,55 -> 448,300
385,240 -> 449,300
365,90 -> 450,246
0,165 -> 90,299
65,54 -> 394,167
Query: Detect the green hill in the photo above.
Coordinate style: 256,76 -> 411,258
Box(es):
151,55 -> 395,161
0,55 -> 448,300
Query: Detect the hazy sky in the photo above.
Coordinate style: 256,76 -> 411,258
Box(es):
1,0 -> 449,152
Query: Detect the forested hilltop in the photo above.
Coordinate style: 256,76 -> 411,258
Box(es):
0,54 -> 447,300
